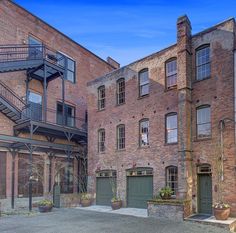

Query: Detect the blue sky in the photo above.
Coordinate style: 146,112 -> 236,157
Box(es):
15,0 -> 236,66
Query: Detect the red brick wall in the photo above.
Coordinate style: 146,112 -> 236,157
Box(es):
87,18 -> 236,216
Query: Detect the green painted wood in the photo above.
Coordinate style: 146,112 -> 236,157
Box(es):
127,176 -> 153,209
53,185 -> 61,208
96,177 -> 115,206
198,174 -> 212,214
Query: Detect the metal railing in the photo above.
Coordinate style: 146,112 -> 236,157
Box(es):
22,104 -> 87,131
0,44 -> 66,68
0,80 -> 26,112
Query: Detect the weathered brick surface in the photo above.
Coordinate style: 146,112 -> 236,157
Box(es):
87,17 -> 236,216
0,0 -> 114,203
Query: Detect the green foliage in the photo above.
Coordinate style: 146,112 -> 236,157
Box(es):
38,199 -> 53,206
159,186 -> 173,198
213,202 -> 230,209
111,196 -> 122,202
80,193 -> 91,200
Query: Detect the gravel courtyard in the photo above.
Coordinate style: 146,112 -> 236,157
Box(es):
0,208 -> 230,233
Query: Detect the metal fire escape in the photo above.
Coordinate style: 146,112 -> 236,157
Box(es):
0,44 -> 87,210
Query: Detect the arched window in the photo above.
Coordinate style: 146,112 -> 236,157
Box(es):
165,112 -> 178,143
139,118 -> 149,146
165,58 -> 177,89
166,166 -> 178,196
98,128 -> 105,152
196,44 -> 211,80
117,124 -> 125,150
98,85 -> 105,110
139,68 -> 149,97
196,105 -> 211,138
116,78 -> 125,105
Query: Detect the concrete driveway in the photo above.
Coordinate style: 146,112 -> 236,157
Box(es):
0,208 -> 230,233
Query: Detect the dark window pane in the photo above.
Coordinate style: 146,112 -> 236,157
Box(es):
166,166 -> 178,196
166,59 -> 177,88
166,114 -> 178,143
117,79 -> 125,105
139,69 -> 149,96
117,125 -> 125,150
140,119 -> 149,146
98,129 -> 105,152
197,106 -> 211,138
98,86 -> 105,110
196,46 -> 210,80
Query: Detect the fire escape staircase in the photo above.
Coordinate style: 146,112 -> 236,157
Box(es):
0,44 -> 66,124
0,80 -> 26,124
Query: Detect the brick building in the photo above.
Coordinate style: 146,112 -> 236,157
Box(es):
0,0 -> 116,210
87,16 -> 236,216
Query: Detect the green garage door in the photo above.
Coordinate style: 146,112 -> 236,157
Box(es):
96,172 -> 116,206
127,174 -> 153,209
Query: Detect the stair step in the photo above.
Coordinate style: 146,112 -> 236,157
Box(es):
6,112 -> 16,117
2,108 -> 11,114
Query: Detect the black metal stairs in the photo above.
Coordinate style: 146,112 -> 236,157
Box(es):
0,80 -> 26,124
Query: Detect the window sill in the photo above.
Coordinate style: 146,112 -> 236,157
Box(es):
194,137 -> 212,142
164,142 -> 178,146
193,76 -> 211,84
97,108 -> 105,112
138,145 -> 150,149
116,102 -> 125,107
165,85 -> 177,92
137,94 -> 149,100
116,149 -> 126,152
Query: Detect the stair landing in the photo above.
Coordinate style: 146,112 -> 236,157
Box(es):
185,214 -> 236,232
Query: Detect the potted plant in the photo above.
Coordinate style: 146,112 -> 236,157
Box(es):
213,202 -> 230,220
111,196 -> 122,210
159,186 -> 173,200
38,199 -> 53,213
80,193 -> 92,207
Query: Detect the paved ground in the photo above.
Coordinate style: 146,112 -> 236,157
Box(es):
76,205 -> 148,217
0,208 -> 231,233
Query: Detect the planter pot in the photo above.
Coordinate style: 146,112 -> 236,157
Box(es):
214,207 -> 230,220
160,194 -> 171,200
81,199 -> 91,207
38,205 -> 53,213
111,200 -> 122,210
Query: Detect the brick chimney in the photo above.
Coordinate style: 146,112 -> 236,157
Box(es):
107,56 -> 120,69
176,15 -> 193,202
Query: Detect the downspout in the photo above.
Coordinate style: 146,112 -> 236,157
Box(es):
234,50 -> 236,142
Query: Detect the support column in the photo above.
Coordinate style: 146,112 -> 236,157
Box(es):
61,73 -> 65,125
177,15 -> 193,200
43,65 -> 47,122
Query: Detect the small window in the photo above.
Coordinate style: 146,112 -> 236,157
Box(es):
98,129 -> 105,152
166,58 -> 177,89
57,52 -> 76,83
197,105 -> 211,138
117,124 -> 125,150
98,86 -> 105,110
166,166 -> 178,196
57,102 -> 75,127
139,69 -> 149,97
166,113 -> 178,143
139,119 -> 149,146
28,36 -> 43,59
117,78 -> 125,105
196,45 -> 210,80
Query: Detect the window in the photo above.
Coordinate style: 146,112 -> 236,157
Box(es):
57,102 -> 75,127
98,129 -> 105,152
117,124 -> 125,150
98,86 -> 105,110
28,36 -> 43,59
166,113 -> 178,143
166,166 -> 178,196
196,45 -> 210,80
57,52 -> 76,83
139,119 -> 149,146
166,58 -> 177,88
197,105 -> 211,138
139,69 -> 149,97
59,159 -> 74,194
0,152 -> 6,199
18,154 -> 43,197
27,91 -> 42,121
117,78 -> 125,105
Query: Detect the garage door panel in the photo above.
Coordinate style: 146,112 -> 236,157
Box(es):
127,176 -> 153,209
96,177 -> 114,206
